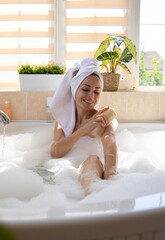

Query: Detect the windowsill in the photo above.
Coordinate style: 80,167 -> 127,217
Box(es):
115,86 -> 165,93
0,89 -> 20,92
135,86 -> 165,92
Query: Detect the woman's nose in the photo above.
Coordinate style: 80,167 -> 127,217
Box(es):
88,91 -> 94,98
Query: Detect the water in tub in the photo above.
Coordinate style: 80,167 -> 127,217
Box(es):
0,121 -> 165,216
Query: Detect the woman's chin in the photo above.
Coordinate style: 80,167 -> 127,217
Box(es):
83,103 -> 95,110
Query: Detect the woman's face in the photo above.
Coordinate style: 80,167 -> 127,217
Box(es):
75,74 -> 102,111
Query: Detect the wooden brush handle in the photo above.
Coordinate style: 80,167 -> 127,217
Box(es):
91,108 -> 117,137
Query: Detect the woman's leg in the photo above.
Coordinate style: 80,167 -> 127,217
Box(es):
78,155 -> 103,195
101,124 -> 118,179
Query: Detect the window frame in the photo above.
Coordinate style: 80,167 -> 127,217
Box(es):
1,0 -> 164,91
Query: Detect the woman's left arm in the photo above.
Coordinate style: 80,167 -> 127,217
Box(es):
101,124 -> 118,179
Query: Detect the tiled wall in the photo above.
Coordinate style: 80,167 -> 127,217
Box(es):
0,91 -> 54,121
0,90 -> 165,121
99,91 -> 165,121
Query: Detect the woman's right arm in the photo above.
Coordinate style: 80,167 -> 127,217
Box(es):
50,122 -> 85,158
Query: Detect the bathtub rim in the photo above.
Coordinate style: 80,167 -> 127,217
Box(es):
2,205 -> 165,240
2,120 -> 165,133
6,120 -> 165,124
0,191 -> 165,224
3,119 -> 165,125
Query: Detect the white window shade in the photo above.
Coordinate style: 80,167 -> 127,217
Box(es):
65,0 -> 129,68
0,0 -> 56,90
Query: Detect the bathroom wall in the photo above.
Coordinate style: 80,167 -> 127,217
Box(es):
0,89 -> 165,121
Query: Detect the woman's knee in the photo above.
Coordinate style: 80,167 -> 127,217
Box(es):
79,155 -> 103,180
79,155 -> 103,179
82,155 -> 103,169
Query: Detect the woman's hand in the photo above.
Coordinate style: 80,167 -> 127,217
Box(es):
81,106 -> 110,136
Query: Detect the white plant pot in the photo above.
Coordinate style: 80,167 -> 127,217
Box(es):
19,74 -> 64,91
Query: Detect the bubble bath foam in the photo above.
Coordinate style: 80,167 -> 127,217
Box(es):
0,121 -> 165,240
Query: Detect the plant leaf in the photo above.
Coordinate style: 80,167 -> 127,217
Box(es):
96,51 -> 119,61
94,37 -> 113,58
108,34 -> 125,47
120,47 -> 128,60
17,63 -> 66,74
117,61 -> 131,74
113,45 -> 121,58
124,37 -> 137,64
121,53 -> 133,63
119,48 -> 133,63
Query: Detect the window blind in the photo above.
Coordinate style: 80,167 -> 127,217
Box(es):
0,0 -> 56,90
65,0 -> 129,68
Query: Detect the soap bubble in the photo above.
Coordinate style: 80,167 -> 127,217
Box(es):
0,123 -> 165,211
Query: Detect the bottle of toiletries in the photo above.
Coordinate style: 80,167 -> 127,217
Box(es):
4,101 -> 11,120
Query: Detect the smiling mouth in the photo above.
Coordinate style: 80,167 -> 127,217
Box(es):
83,99 -> 94,104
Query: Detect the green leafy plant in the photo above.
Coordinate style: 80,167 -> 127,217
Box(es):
94,34 -> 137,74
18,63 -> 66,74
139,48 -> 163,86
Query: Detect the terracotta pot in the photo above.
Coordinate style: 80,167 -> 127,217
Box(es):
101,72 -> 120,91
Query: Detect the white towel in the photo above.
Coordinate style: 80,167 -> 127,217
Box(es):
50,58 -> 103,137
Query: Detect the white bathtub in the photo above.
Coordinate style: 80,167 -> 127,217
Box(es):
0,121 -> 165,240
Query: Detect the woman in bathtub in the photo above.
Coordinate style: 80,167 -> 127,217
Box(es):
50,58 -> 118,195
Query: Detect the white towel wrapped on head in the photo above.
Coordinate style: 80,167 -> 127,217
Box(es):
50,58 -> 104,137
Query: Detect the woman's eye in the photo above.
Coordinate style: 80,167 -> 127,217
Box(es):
82,89 -> 100,95
82,89 -> 89,92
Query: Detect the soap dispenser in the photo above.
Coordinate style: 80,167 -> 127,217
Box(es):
4,101 -> 11,120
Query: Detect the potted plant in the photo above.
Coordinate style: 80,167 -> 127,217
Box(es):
18,63 -> 66,91
94,34 -> 137,91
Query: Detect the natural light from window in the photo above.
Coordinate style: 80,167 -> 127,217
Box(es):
65,7 -> 127,69
139,0 -> 165,86
0,3 -> 54,89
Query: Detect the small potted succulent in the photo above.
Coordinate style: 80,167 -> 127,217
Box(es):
94,34 -> 137,91
18,63 -> 66,91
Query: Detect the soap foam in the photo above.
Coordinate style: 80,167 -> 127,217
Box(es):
0,124 -> 165,210
0,163 -> 43,200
